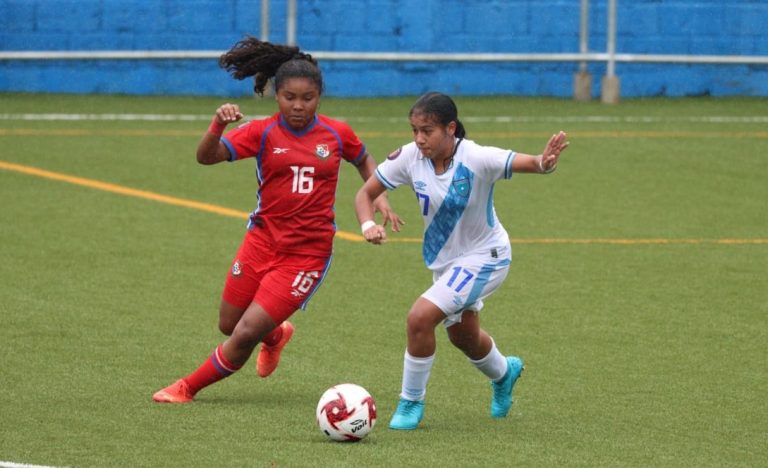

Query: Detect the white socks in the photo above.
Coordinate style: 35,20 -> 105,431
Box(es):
400,351 -> 435,401
399,340 -> 507,401
469,339 -> 508,382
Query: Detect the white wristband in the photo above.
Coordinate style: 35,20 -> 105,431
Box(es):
539,156 -> 556,174
360,220 -> 376,234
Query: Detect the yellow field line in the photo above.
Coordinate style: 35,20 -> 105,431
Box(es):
362,131 -> 768,139
0,160 -> 248,219
510,238 -> 768,245
2,128 -> 768,139
339,236 -> 768,245
1,160 -> 766,246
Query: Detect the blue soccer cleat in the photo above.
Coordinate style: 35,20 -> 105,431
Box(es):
490,356 -> 524,418
389,397 -> 425,430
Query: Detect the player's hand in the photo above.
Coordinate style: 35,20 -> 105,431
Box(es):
214,103 -> 244,125
540,131 -> 569,173
363,224 -> 387,245
381,210 -> 405,233
373,198 -> 405,233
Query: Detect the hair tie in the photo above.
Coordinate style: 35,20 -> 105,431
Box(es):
293,52 -> 312,62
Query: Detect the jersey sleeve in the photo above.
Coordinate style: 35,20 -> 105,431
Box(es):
220,120 -> 267,162
337,122 -> 367,165
375,144 -> 414,190
471,142 -> 516,181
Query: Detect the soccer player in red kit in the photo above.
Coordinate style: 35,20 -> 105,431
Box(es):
153,37 -> 403,403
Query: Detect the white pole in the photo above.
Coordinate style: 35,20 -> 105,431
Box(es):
579,0 -> 589,73
287,0 -> 297,46
606,0 -> 617,77
573,0 -> 592,100
260,0 -> 269,41
601,0 -> 620,103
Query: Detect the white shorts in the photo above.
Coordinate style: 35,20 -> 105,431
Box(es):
421,245 -> 511,327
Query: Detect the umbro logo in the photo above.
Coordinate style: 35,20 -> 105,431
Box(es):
273,147 -> 290,154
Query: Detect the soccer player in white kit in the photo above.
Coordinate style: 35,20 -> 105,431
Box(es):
355,92 -> 568,430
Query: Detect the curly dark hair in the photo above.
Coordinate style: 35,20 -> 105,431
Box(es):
219,36 -> 322,96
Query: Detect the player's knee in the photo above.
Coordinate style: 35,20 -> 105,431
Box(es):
218,301 -> 246,336
406,310 -> 436,337
230,318 -> 267,349
218,318 -> 236,336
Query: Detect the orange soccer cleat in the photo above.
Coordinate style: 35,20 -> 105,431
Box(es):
257,321 -> 295,378
152,379 -> 195,403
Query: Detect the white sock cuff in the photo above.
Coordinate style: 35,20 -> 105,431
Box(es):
469,338 -> 508,381
401,350 -> 435,401
405,351 -> 435,369
469,338 -> 497,365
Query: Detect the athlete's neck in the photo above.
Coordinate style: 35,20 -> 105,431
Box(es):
433,138 -> 460,175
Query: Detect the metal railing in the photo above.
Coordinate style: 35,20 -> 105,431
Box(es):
1,0 -> 766,100
2,50 -> 766,64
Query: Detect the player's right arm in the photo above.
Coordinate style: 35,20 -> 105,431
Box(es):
196,103 -> 244,165
510,131 -> 569,174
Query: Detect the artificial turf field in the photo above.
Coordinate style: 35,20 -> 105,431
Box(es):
1,93 -> 766,467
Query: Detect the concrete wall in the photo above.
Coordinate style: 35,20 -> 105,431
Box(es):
0,0 -> 766,97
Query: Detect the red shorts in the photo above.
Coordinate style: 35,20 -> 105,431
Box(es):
222,231 -> 332,323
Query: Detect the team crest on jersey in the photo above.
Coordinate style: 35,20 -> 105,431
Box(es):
315,144 -> 331,159
452,178 -> 471,197
231,260 -> 242,276
387,147 -> 402,160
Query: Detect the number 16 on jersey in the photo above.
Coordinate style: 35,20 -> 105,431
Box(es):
291,166 -> 315,194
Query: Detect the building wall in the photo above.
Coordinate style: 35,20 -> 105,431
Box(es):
0,0 -> 766,97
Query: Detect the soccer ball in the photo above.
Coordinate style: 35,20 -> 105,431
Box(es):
316,383 -> 376,442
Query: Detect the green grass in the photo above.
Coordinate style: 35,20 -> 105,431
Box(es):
1,93 -> 766,467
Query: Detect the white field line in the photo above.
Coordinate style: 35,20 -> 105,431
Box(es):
0,113 -> 220,122
1,113 -> 768,124
0,462 -> 64,468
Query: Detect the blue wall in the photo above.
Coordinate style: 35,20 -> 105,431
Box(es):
0,0 -> 766,97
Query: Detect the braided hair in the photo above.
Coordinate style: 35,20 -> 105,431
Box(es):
219,36 -> 322,96
409,92 -> 467,139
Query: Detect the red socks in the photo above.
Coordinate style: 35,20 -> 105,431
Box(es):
261,324 -> 284,347
180,326 -> 286,396
184,344 -> 242,394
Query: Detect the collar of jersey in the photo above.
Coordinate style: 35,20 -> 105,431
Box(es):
278,114 -> 318,137
426,136 -> 461,174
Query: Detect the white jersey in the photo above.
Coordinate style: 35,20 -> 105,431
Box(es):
376,138 -> 516,271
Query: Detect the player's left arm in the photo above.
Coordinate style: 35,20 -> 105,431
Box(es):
511,131 -> 569,174
355,175 -> 389,245
355,153 -> 404,232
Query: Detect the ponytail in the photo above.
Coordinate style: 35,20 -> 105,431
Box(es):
454,119 -> 466,139
219,36 -> 323,96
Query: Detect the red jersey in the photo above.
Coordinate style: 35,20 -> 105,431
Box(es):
221,113 -> 366,256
